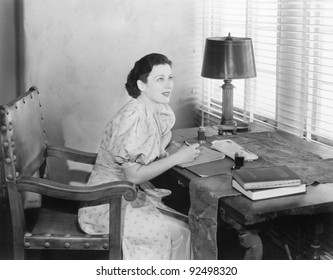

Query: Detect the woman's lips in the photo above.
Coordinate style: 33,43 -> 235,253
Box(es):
162,91 -> 171,97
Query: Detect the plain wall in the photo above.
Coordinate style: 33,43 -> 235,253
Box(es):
23,0 -> 197,151
22,0 -> 198,182
0,0 -> 18,104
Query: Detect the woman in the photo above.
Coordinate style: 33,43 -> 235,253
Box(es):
78,53 -> 200,260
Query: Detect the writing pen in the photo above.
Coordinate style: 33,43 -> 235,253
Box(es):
184,140 -> 191,146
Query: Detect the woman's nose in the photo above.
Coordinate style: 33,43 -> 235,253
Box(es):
166,80 -> 174,89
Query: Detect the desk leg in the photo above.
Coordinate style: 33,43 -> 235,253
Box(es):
239,230 -> 263,260
308,221 -> 324,260
223,216 -> 263,260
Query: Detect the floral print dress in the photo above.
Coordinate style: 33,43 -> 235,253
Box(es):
78,98 -> 188,259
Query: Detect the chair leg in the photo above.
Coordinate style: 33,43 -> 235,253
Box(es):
108,199 -> 122,260
12,237 -> 25,260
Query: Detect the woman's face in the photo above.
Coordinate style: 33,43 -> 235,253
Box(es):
139,64 -> 174,104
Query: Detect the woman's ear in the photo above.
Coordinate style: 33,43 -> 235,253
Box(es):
137,80 -> 146,92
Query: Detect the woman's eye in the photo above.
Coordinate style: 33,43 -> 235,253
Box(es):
169,76 -> 174,81
157,77 -> 164,82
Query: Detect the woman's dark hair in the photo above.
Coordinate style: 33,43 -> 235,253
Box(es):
125,53 -> 172,98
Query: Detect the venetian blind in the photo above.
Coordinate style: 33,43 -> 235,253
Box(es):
194,0 -> 333,147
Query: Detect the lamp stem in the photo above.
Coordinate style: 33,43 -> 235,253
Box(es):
218,79 -> 237,135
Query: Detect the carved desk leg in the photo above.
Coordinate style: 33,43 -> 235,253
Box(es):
238,230 -> 263,260
221,211 -> 263,260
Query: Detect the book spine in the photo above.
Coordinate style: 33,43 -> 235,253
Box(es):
232,172 -> 245,187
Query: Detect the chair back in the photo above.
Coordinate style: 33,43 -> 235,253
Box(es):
0,87 -> 46,257
0,87 -> 46,180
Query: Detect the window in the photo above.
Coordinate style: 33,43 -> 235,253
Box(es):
195,0 -> 333,148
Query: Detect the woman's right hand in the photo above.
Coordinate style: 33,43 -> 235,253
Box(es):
174,143 -> 201,165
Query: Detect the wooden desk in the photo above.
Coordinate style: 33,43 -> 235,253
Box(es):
220,184 -> 333,226
161,124 -> 333,260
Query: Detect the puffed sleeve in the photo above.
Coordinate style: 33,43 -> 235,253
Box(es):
107,108 -> 161,168
156,104 -> 176,136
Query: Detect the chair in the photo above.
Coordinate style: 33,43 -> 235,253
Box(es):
0,86 -> 137,260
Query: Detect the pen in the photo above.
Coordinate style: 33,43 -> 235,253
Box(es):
184,140 -> 191,146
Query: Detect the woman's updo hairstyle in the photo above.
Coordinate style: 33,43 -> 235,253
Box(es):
125,53 -> 172,98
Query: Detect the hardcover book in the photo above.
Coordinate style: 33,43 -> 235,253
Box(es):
232,179 -> 306,201
232,166 -> 302,190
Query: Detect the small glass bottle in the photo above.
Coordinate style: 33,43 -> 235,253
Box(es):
198,126 -> 206,144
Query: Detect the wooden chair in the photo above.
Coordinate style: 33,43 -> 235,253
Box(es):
0,86 -> 137,259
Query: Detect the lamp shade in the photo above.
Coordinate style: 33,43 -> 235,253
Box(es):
201,35 -> 256,80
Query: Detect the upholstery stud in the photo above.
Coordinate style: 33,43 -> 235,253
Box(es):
44,242 -> 50,248
25,232 -> 32,237
64,242 -> 71,248
3,141 -> 9,147
1,125 -> 7,131
64,233 -> 71,237
43,233 -> 52,237
5,158 -> 11,163
0,109 -> 5,115
103,243 -> 109,249
15,172 -> 19,177
24,242 -> 31,248
84,242 -> 91,249
7,174 -> 13,180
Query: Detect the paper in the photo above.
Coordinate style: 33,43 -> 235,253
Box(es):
211,139 -> 258,161
178,146 -> 225,168
166,140 -> 225,168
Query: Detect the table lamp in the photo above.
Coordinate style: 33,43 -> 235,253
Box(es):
201,33 -> 256,135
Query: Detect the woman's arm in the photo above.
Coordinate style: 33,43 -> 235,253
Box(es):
123,143 -> 200,184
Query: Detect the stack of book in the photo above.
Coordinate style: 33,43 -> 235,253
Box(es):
231,166 -> 306,201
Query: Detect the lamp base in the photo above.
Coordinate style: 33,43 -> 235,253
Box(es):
218,123 -> 237,135
218,120 -> 250,135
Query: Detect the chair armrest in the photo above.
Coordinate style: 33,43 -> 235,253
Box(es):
46,145 -> 97,164
16,177 -> 137,202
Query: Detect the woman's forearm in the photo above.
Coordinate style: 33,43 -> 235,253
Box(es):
123,153 -> 181,184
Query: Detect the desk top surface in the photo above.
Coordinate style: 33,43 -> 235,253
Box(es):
171,124 -> 333,225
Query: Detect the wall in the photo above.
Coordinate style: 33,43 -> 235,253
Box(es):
0,0 -> 18,104
23,0 -> 196,148
22,0 -> 197,182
